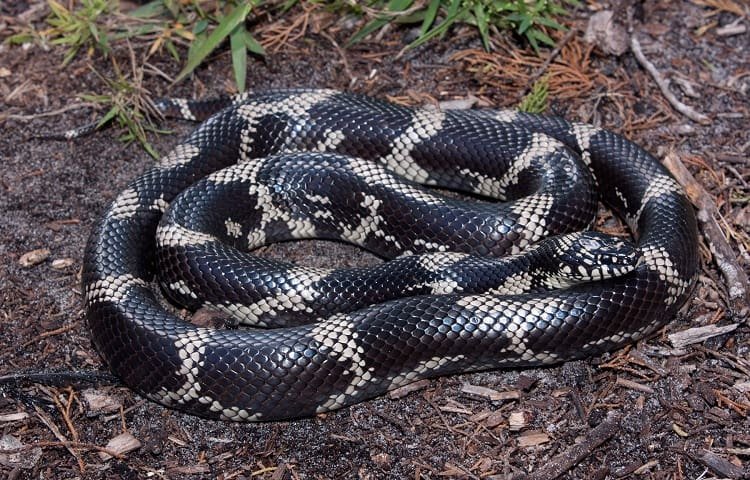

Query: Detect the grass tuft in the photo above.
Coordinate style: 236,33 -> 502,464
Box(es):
8,0 -> 577,154
348,0 -> 581,53
517,75 -> 549,113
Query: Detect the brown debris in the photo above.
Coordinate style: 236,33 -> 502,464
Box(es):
695,449 -> 747,479
508,411 -> 530,431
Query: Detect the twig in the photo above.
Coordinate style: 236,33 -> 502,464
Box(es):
629,34 -> 710,124
662,152 -> 749,313
19,322 -> 79,349
0,102 -> 97,124
321,32 -> 355,85
34,405 -> 86,472
521,28 -> 577,98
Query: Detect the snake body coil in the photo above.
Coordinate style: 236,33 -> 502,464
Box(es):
83,90 -> 698,421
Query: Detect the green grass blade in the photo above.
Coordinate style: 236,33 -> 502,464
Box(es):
473,3 -> 490,50
407,4 -> 467,50
243,30 -> 266,56
230,26 -> 247,92
174,2 -> 253,84
97,105 -> 120,128
128,0 -> 167,19
419,0 -> 441,36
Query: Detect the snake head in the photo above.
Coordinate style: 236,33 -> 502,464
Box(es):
548,231 -> 640,285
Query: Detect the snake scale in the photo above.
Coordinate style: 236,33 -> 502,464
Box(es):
83,89 -> 699,421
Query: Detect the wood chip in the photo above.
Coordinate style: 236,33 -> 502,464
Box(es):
19,248 -> 50,267
697,449 -> 746,478
82,389 -> 122,416
438,95 -> 478,110
51,258 -> 75,269
517,431 -> 550,448
167,464 -> 211,475
633,460 -> 659,474
167,435 -> 189,447
388,379 -> 430,399
439,405 -> 473,415
668,323 -> 739,349
98,432 -> 142,461
509,411 -> 529,431
461,384 -> 520,401
485,411 -> 505,429
0,412 -> 29,422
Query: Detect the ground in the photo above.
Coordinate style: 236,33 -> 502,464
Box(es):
0,1 -> 749,479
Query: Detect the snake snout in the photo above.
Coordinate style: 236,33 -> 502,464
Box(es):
556,231 -> 640,282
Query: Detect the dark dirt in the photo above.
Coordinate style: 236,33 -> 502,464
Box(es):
1,1 -> 749,479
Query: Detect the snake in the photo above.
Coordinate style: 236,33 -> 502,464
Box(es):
82,89 -> 699,421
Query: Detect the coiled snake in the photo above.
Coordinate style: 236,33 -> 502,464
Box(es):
83,89 -> 699,421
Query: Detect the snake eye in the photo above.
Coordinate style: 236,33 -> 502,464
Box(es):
578,237 -> 603,250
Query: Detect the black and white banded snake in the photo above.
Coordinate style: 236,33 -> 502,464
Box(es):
82,89 -> 699,421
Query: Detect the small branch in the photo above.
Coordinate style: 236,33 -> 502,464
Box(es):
521,28 -> 577,98
630,34 -> 710,124
663,152 -> 749,314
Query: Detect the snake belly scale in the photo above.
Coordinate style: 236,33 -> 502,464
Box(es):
83,89 -> 699,421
